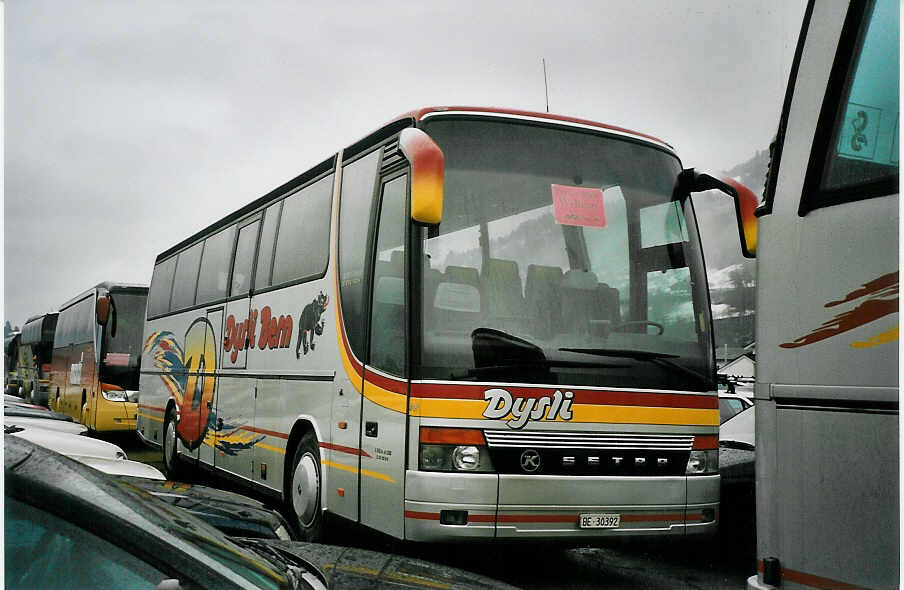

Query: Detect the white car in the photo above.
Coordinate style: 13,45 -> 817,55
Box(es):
5,415 -> 88,436
718,392 -> 754,424
77,455 -> 165,480
6,423 -> 127,461
720,404 -> 754,449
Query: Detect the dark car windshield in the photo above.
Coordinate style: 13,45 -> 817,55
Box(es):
416,117 -> 714,390
106,477 -> 289,589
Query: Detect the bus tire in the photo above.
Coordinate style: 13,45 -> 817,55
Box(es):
163,409 -> 184,480
286,431 -> 323,542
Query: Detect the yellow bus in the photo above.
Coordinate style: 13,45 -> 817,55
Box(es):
51,283 -> 148,432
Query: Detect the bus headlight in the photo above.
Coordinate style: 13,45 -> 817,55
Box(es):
102,389 -> 140,403
452,445 -> 481,471
419,428 -> 494,472
685,450 -> 719,475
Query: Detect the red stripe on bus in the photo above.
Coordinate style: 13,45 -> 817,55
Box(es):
333,277 -> 363,377
621,513 -> 701,522
365,370 -> 407,394
497,514 -> 578,523
242,426 -> 289,439
405,510 -> 441,521
403,512 -> 699,524
692,435 -> 719,450
410,383 -> 716,409
319,442 -> 371,458
756,560 -> 870,590
138,404 -> 166,413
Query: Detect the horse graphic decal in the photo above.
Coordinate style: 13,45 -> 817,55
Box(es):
296,291 -> 329,358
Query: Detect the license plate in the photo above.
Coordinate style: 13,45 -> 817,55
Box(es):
579,513 -> 621,528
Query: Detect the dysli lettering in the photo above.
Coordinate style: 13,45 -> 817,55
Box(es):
483,388 -> 574,429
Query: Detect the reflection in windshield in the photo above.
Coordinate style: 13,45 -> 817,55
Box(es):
100,291 -> 146,390
417,118 -> 714,390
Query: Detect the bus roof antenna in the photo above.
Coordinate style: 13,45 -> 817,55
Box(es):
542,58 -> 550,113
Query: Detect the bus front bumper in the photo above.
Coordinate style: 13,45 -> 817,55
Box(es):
404,471 -> 719,542
93,400 -> 138,432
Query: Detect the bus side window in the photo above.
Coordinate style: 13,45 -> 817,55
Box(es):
53,308 -> 72,348
147,257 -> 177,318
196,226 -> 236,305
369,175 -> 407,377
802,0 -> 899,213
73,297 -> 94,344
271,174 -> 333,286
338,150 -> 381,359
231,220 -> 260,297
254,201 -> 282,291
169,242 -> 203,312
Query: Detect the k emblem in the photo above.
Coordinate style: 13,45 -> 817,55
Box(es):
520,449 -> 541,473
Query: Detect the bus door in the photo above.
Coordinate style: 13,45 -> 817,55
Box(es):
360,173 -> 409,539
215,219 -> 261,480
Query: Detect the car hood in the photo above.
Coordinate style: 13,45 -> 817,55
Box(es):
9,427 -> 126,460
720,405 -> 755,448
5,405 -> 75,422
242,539 -> 518,590
80,457 -> 166,479
5,416 -> 87,436
123,477 -> 292,540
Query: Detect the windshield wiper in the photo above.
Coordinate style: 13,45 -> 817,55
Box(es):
233,538 -> 327,590
559,347 -> 712,386
453,358 -> 631,380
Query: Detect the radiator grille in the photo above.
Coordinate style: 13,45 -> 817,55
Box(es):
483,430 -> 694,451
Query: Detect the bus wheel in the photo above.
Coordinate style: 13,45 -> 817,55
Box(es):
163,409 -> 183,480
287,431 -> 323,541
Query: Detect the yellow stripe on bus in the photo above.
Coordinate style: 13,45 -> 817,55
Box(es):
851,325 -> 899,349
256,442 -> 286,455
322,459 -> 395,483
362,380 -> 407,414
137,412 -> 164,423
410,398 -> 719,426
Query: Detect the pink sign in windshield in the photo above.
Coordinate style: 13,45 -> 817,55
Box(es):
551,184 -> 606,228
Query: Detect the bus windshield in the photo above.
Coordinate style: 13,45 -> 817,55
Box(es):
417,118 -> 714,390
100,290 -> 147,390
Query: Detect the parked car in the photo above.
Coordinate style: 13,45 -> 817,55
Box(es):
5,415 -> 88,436
6,436 -> 516,589
718,392 -> 754,424
718,405 -> 755,555
6,423 -> 127,460
124,476 -> 295,541
6,416 -> 293,541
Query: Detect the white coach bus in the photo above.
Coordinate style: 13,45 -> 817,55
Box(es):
138,107 -> 738,542
736,1 -> 898,588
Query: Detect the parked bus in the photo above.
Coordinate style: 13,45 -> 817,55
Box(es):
18,313 -> 59,405
732,1 -> 899,588
5,331 -> 22,395
139,107 -> 726,542
50,283 -> 148,432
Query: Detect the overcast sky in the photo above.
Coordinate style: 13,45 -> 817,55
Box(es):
4,0 -> 807,328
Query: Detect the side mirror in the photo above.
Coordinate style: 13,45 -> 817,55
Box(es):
399,128 -> 444,225
96,295 -> 111,326
680,168 -> 758,258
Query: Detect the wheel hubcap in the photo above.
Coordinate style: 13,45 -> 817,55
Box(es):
292,453 -> 319,527
165,421 -> 176,469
